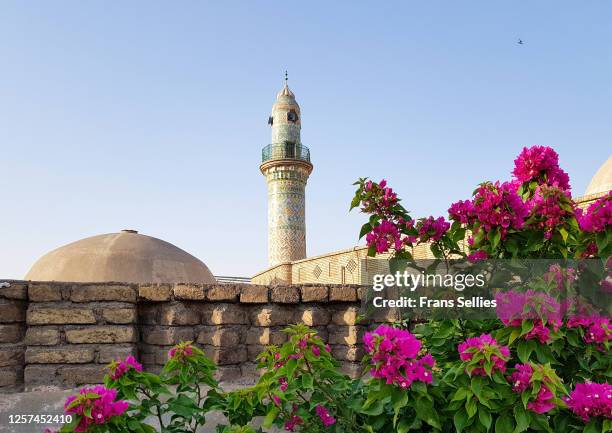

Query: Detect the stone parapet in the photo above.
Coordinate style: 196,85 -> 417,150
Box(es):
0,281 -> 367,391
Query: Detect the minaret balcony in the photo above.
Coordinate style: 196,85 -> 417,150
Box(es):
261,143 -> 311,164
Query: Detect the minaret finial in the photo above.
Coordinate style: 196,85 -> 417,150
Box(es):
284,70 -> 288,85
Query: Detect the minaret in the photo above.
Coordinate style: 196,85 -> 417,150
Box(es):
260,73 -> 313,266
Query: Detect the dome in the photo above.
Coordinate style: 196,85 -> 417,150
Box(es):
276,83 -> 295,99
25,230 -> 216,284
585,156 -> 612,196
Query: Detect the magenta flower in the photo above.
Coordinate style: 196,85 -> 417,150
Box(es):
458,334 -> 510,376
495,290 -> 562,343
279,377 -> 288,392
567,313 -> 611,347
311,345 -> 321,357
108,355 -> 143,380
315,405 -> 336,427
467,250 -> 488,262
364,325 -> 435,388
576,192 -> 612,233
527,385 -> 556,414
512,145 -> 570,191
416,216 -> 450,242
168,342 -> 194,362
64,386 -> 128,432
526,185 -> 574,238
565,382 -> 612,421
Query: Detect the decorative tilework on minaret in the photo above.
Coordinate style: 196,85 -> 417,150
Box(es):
260,76 -> 313,267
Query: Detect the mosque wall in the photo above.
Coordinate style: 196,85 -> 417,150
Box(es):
0,281 -> 383,393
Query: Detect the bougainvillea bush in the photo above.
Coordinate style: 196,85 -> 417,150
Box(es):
47,146 -> 609,433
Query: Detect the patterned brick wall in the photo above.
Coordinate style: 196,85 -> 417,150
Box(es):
0,281 -> 379,393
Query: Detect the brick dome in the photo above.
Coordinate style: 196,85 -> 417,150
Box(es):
585,156 -> 612,196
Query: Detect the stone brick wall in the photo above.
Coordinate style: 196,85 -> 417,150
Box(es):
0,281 -> 373,393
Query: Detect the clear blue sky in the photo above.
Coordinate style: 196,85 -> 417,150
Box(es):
1,1 -> 610,279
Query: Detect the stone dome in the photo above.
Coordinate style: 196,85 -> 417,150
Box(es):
25,230 -> 216,284
585,156 -> 612,196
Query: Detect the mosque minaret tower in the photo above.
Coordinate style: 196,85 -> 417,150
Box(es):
260,73 -> 313,266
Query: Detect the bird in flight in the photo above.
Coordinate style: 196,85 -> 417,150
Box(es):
518,39 -> 524,45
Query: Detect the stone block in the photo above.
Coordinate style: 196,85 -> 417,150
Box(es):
27,308 -> 96,325
159,303 -> 200,325
301,286 -> 328,302
102,308 -> 136,324
239,286 -> 269,303
203,304 -> 248,325
202,346 -> 247,365
197,326 -> 243,347
28,284 -> 63,301
299,307 -> 331,326
0,300 -> 25,322
270,286 -> 300,303
173,284 -> 205,300
98,345 -> 137,363
340,362 -> 362,378
327,325 -> 364,345
0,347 -> 24,367
65,326 -> 137,344
142,327 -> 193,345
71,285 -> 137,303
0,283 -> 27,300
26,347 -> 95,364
0,367 -> 20,387
331,306 -> 362,325
215,365 -> 242,382
245,327 -> 287,345
247,345 -> 265,361
329,286 -> 358,302
206,285 -> 241,302
139,284 -> 172,301
59,364 -> 106,386
138,305 -> 158,324
250,307 -> 294,327
0,324 -> 23,343
24,365 -> 59,388
330,345 -> 365,361
25,327 -> 61,346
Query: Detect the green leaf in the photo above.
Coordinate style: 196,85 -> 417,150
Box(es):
495,413 -> 515,433
301,373 -> 313,390
454,409 -> 468,433
262,406 -> 279,428
359,222 -> 372,239
478,406 -> 492,431
585,419 -> 600,433
513,404 -> 529,432
517,339 -> 535,363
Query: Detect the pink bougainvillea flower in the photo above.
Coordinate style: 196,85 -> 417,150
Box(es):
512,145 -> 570,191
527,385 -> 556,414
315,405 -> 336,426
565,382 -> 612,421
64,385 -> 128,432
364,325 -> 435,388
576,191 -> 612,233
108,355 -> 143,380
467,250 -> 488,262
168,341 -> 194,362
416,216 -> 450,242
458,334 -> 510,376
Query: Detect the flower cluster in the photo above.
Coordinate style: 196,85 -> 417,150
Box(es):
543,263 -> 576,291
364,325 -> 435,388
495,290 -> 562,343
284,405 -> 303,431
526,185 -> 574,239
64,386 -> 128,432
416,216 -> 450,242
508,364 -> 556,414
512,145 -> 570,191
107,355 -> 142,380
365,219 -> 405,254
566,313 -> 612,347
576,191 -> 612,233
458,334 -> 510,376
565,382 -> 612,421
315,405 -> 336,427
449,181 -> 529,241
361,179 -> 399,216
168,341 -> 194,361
